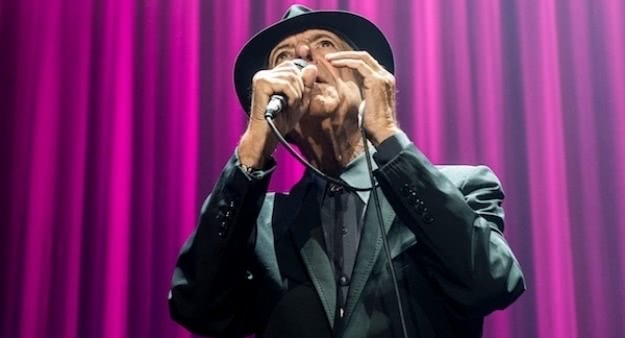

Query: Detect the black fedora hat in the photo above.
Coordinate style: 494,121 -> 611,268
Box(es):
233,4 -> 395,114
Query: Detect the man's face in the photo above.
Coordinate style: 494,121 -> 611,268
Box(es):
268,29 -> 362,118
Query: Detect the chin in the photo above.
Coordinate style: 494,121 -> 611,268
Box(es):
307,84 -> 341,116
307,95 -> 340,117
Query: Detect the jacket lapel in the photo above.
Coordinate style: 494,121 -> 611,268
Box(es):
285,178 -> 337,329
277,176 -> 407,331
344,187 -> 396,323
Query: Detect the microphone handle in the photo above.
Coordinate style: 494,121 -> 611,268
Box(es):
264,95 -> 286,119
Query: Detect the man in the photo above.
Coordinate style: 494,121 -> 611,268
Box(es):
168,5 -> 525,338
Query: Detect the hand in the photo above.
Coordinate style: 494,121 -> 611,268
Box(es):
239,61 -> 318,167
249,60 -> 318,132
326,51 -> 399,145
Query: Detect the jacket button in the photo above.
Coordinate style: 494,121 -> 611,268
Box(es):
422,213 -> 434,224
339,275 -> 350,286
329,184 -> 344,193
218,230 -> 226,238
401,184 -> 411,196
416,204 -> 427,215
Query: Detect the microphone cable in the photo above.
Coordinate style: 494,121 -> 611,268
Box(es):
264,117 -> 371,192
265,110 -> 409,338
360,122 -> 409,338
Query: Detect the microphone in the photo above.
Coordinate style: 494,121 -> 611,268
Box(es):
264,59 -> 309,119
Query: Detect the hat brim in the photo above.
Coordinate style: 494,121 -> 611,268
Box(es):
233,10 -> 395,114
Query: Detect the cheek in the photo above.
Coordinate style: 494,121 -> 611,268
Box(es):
337,69 -> 362,95
342,81 -> 362,102
340,68 -> 361,84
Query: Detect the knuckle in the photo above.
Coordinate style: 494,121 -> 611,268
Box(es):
252,70 -> 270,85
362,51 -> 375,61
275,60 -> 290,68
277,78 -> 292,88
372,73 -> 385,81
375,71 -> 394,83
252,72 -> 262,84
278,62 -> 299,72
286,62 -> 301,70
284,72 -> 299,82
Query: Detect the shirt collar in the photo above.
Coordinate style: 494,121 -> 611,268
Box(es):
309,147 -> 378,203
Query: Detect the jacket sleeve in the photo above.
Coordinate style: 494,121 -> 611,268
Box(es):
373,131 -> 526,318
168,151 -> 275,337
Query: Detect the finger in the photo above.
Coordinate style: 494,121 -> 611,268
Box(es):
300,64 -> 318,90
271,69 -> 304,94
272,61 -> 307,93
328,59 -> 376,78
274,60 -> 308,73
325,51 -> 381,70
298,66 -> 317,112
268,80 -> 301,107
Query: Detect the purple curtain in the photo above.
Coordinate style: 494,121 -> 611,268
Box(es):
1,0 -> 624,337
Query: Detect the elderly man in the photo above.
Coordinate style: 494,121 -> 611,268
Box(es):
168,5 -> 525,338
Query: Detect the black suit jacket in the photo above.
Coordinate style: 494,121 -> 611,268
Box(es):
168,141 -> 525,337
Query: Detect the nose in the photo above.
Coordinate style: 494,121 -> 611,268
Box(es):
295,44 -> 312,62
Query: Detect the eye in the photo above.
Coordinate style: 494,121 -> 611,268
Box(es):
318,39 -> 335,49
274,52 -> 292,66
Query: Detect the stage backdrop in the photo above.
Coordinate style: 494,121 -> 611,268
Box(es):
1,0 -> 624,337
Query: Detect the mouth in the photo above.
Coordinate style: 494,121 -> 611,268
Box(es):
315,71 -> 329,84
315,74 -> 329,84
313,61 -> 335,85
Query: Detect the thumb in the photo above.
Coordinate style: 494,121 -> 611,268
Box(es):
297,65 -> 317,113
301,64 -> 318,91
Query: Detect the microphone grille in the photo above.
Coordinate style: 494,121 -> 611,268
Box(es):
293,59 -> 309,69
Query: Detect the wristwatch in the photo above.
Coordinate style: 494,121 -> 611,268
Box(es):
239,162 -> 262,175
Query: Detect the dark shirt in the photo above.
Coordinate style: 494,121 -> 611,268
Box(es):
310,151 -> 374,319
245,132 -> 411,320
